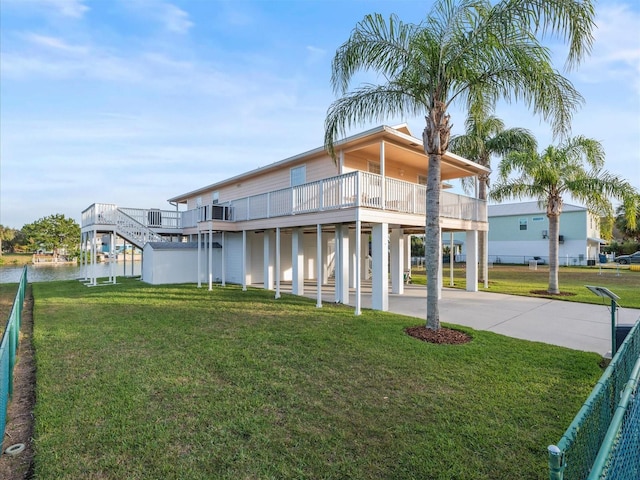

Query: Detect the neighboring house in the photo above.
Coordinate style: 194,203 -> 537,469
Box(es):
81,124 -> 489,313
487,202 -> 605,265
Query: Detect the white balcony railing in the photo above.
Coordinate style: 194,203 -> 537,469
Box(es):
82,204 -> 182,230
181,171 -> 487,228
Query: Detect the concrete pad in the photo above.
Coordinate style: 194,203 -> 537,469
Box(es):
297,283 -> 639,356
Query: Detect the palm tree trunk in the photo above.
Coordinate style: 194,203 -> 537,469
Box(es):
425,152 -> 441,330
548,213 -> 560,294
478,175 -> 489,284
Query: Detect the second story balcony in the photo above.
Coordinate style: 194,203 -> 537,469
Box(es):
182,171 -> 486,229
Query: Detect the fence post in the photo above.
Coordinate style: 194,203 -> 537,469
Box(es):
548,445 -> 565,480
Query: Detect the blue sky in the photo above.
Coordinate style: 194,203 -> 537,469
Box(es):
1,0 -> 639,229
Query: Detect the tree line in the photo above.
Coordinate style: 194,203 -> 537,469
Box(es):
0,214 -> 80,258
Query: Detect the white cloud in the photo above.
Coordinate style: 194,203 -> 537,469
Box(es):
2,0 -> 89,18
24,33 -> 89,55
160,3 -> 193,34
575,4 -> 640,92
121,0 -> 194,34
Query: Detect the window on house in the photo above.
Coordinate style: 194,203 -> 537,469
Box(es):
368,161 -> 381,175
519,218 -> 528,231
291,165 -> 306,186
212,191 -> 219,204
417,174 -> 427,186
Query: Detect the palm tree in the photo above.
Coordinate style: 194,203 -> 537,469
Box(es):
324,0 -> 595,330
449,110 -> 537,284
490,136 -> 638,294
615,195 -> 640,241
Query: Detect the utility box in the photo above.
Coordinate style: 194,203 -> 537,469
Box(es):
615,324 -> 635,351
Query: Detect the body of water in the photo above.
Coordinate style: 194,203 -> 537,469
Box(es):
0,262 -> 142,283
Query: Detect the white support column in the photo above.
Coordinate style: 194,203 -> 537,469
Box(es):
123,239 -> 127,278
208,225 -> 213,291
275,227 -> 281,299
221,231 -> 226,287
264,230 -> 274,290
110,230 -> 116,284
355,219 -> 361,315
197,230 -> 202,288
438,235 -> 443,300
91,229 -> 97,286
390,228 -> 404,295
371,223 -> 389,311
404,235 -> 412,275
361,231 -> 369,280
80,232 -> 86,280
316,224 -> 322,308
242,230 -> 247,291
348,228 -> 356,288
323,232 -> 331,285
483,230 -> 488,289
449,232 -> 455,287
334,225 -> 342,303
380,140 -> 386,209
335,224 -> 349,304
466,230 -> 478,292
292,228 -> 304,295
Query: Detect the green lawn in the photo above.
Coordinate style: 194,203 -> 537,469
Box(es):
32,279 -> 602,479
412,264 -> 640,308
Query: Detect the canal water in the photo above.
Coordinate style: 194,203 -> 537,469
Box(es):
0,262 -> 142,283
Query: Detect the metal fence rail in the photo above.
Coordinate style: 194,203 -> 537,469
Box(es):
0,266 -> 28,440
548,319 -> 640,480
587,351 -> 640,480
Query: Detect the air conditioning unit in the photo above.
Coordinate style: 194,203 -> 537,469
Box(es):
542,230 -> 548,239
212,205 -> 231,221
558,235 -> 564,243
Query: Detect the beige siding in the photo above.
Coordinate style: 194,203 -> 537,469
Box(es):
343,154 -> 427,184
184,156 -> 339,206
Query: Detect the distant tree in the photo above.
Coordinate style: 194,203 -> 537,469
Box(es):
0,225 -> 16,255
599,216 -> 614,242
491,136 -> 638,294
21,214 -> 80,257
449,110 -> 536,283
615,194 -> 640,241
411,235 -> 425,258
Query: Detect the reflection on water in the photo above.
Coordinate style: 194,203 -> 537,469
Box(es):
0,262 -> 142,283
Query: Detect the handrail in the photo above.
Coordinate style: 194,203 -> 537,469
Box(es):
0,266 -> 28,440
114,209 -> 164,248
180,171 -> 486,228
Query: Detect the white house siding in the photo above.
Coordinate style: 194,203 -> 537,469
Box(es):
487,203 -> 600,265
143,242 -> 212,285
223,232 -> 244,284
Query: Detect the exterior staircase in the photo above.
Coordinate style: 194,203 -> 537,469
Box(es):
111,208 -> 164,249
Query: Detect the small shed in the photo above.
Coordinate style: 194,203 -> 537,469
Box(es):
142,241 -> 221,285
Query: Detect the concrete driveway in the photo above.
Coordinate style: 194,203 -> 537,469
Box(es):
356,285 -> 640,355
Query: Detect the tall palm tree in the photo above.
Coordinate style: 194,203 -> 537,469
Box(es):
449,111 -> 537,284
490,136 -> 638,294
324,0 -> 595,330
615,195 -> 640,241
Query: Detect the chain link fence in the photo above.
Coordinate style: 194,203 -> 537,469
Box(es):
0,265 -> 27,439
548,318 -> 640,479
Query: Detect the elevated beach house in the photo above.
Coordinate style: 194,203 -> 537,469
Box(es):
81,124 -> 489,314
